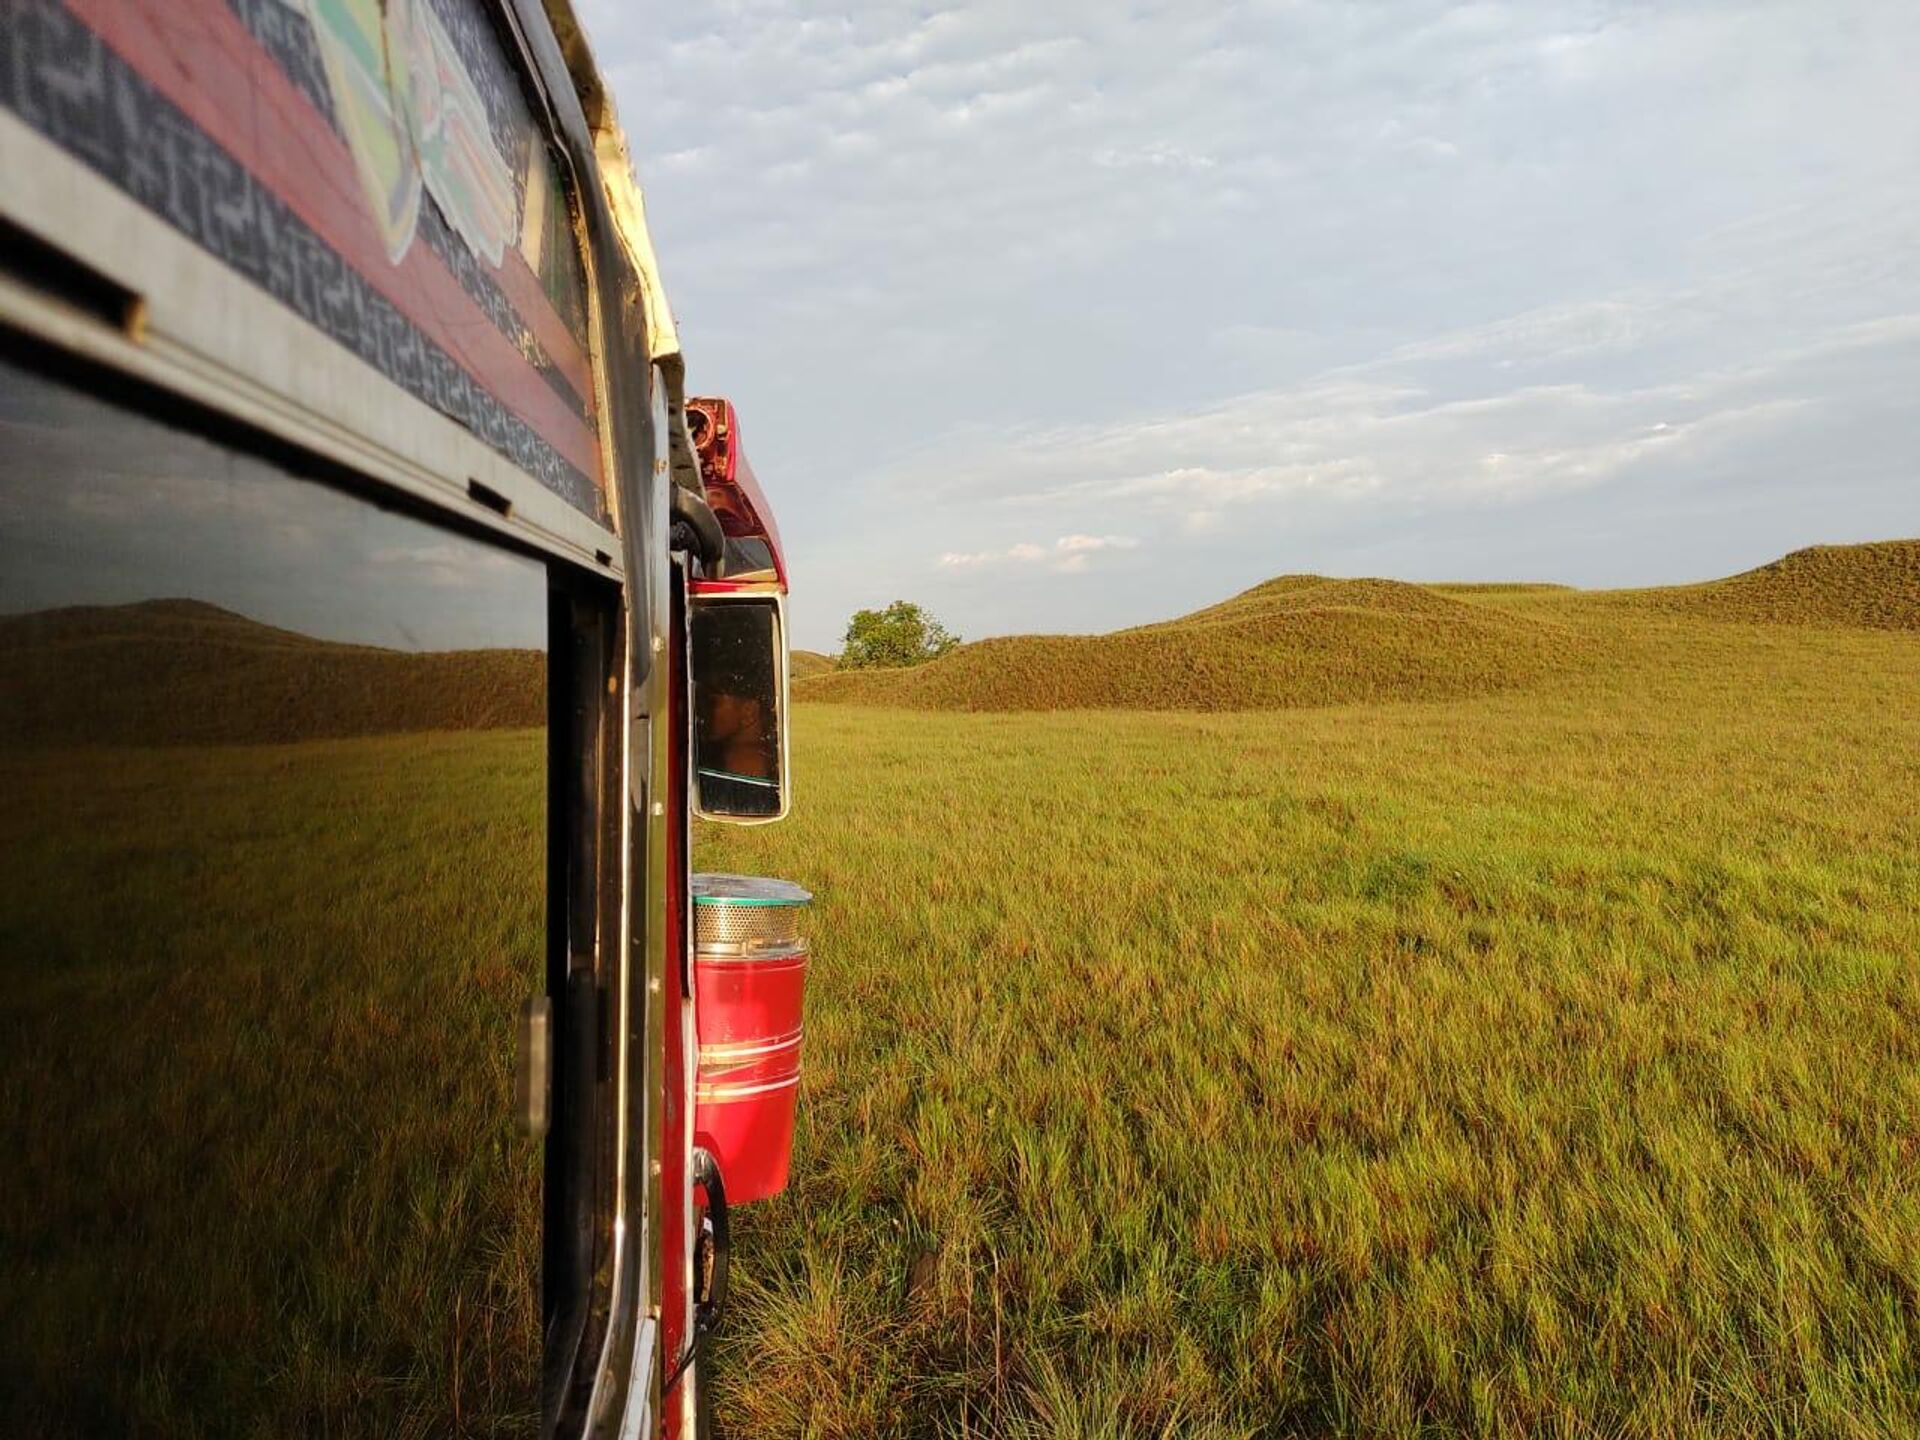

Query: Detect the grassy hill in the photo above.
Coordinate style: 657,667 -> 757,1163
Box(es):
1426,581 -> 1575,597
1607,540 -> 1920,630
798,539 -> 1919,712
0,599 -> 544,745
800,576 -> 1565,712
791,648 -> 838,679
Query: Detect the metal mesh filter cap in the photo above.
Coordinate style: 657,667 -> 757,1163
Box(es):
692,873 -> 812,952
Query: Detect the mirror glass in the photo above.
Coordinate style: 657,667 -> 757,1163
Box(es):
691,599 -> 784,819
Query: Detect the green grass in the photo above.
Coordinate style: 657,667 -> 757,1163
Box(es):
698,607 -> 1920,1437
0,730 -> 547,1438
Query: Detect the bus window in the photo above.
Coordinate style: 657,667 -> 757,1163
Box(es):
0,353 -> 549,1434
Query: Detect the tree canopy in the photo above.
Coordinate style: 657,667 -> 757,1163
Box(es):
839,601 -> 960,670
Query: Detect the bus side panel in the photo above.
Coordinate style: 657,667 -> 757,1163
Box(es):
1,0 -> 608,520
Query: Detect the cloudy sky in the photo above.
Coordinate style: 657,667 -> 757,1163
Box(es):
580,0 -> 1920,651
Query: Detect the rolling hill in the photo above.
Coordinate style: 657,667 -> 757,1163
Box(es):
799,575 -> 1565,712
1608,540 -> 1920,630
790,648 -> 838,679
12,541 -> 1912,738
797,539 -> 1919,713
0,599 -> 544,745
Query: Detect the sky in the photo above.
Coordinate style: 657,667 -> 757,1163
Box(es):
580,0 -> 1920,652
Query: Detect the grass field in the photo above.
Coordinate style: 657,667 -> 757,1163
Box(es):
699,555 -> 1920,1437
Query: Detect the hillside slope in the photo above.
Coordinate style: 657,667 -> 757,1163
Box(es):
0,599 -> 544,745
797,539 -> 1918,713
790,649 -> 838,680
1609,540 -> 1920,630
799,576 -> 1562,712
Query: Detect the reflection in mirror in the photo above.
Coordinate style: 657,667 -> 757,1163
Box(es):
0,355 -> 547,1434
691,599 -> 784,819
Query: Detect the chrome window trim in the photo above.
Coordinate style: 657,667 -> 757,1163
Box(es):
0,111 -> 623,580
587,367 -> 674,1437
673,559 -> 701,1437
614,1317 -> 657,1440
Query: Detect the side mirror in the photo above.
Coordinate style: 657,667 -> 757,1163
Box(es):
690,594 -> 789,823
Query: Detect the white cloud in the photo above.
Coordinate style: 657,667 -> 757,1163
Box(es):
938,533 -> 1140,574
1055,534 -> 1138,553
1093,143 -> 1218,172
882,291 -> 1915,546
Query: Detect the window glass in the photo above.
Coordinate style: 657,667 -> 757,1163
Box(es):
0,356 -> 547,1434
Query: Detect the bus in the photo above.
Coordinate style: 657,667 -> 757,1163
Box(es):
0,1 -> 795,1434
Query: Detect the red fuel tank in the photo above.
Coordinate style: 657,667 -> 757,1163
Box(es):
691,874 -> 812,1204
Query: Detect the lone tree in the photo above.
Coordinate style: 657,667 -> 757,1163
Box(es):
840,601 -> 960,670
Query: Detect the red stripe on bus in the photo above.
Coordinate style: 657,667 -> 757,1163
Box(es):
497,247 -> 594,408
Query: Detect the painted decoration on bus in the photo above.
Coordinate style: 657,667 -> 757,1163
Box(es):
0,0 -> 606,522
